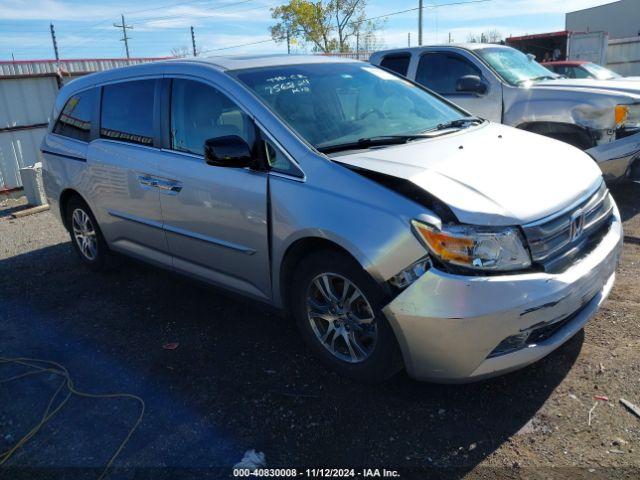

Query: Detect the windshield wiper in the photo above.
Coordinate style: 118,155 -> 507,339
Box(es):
317,135 -> 432,154
433,117 -> 484,131
317,118 -> 484,153
532,75 -> 558,81
515,75 -> 557,85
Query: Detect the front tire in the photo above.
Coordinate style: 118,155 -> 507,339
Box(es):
65,196 -> 115,272
290,250 -> 403,383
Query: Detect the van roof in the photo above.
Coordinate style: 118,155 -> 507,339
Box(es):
60,54 -> 361,93
187,53 -> 360,70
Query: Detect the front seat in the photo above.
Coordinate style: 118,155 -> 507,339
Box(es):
186,87 -> 241,153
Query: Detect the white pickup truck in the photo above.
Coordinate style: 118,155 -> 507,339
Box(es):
370,44 -> 640,183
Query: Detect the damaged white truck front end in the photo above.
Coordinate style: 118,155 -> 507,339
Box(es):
370,44 -> 640,183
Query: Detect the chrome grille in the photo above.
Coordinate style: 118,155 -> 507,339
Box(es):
523,182 -> 614,270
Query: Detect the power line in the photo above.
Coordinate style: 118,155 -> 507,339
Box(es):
199,0 -> 492,54
6,0 -> 492,59
15,0 -> 221,41
3,0 -> 267,58
200,38 -> 275,53
125,0 -> 214,16
128,0 -> 256,26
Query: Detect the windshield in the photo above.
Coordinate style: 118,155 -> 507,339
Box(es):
234,63 -> 467,150
582,62 -> 621,80
476,47 -> 559,85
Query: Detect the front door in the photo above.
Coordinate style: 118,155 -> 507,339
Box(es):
156,78 -> 271,300
414,51 -> 503,122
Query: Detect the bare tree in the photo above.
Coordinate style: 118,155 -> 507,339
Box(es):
170,45 -> 201,57
467,29 -> 503,44
486,28 -> 503,43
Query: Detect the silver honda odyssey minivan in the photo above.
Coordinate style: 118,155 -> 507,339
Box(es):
42,55 -> 623,383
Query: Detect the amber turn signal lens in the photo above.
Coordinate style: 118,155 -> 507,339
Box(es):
615,105 -> 629,127
413,222 -> 474,263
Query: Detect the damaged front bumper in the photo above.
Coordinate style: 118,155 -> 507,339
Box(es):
383,206 -> 623,383
587,131 -> 640,182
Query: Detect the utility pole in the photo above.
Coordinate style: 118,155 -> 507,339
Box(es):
190,26 -> 197,56
408,32 -> 411,47
418,0 -> 423,46
114,14 -> 133,59
50,23 -> 62,88
50,23 -> 59,62
448,32 -> 452,44
356,32 -> 360,58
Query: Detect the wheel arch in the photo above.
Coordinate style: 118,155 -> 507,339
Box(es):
58,188 -> 86,230
278,236 -> 371,313
516,121 -> 596,150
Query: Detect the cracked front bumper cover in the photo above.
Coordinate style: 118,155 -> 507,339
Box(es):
382,207 -> 623,383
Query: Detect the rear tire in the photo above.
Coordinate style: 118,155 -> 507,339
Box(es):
65,196 -> 117,272
290,250 -> 403,383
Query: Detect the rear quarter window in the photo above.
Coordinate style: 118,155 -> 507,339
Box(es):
53,89 -> 96,142
380,53 -> 411,76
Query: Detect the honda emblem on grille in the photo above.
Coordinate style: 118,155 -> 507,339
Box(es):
570,209 -> 585,241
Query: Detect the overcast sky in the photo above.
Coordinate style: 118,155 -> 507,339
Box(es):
0,0 -> 616,60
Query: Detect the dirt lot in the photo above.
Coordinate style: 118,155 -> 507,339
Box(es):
0,183 -> 639,479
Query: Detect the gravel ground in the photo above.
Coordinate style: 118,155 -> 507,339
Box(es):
0,183 -> 639,479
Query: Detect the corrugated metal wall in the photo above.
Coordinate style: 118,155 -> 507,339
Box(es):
0,57 -> 168,78
566,0 -> 639,40
0,127 -> 47,191
0,77 -> 57,190
0,57 -> 166,190
607,37 -> 640,77
0,77 -> 57,128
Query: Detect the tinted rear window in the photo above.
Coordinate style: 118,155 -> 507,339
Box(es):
380,54 -> 411,76
54,89 -> 95,142
100,80 -> 155,146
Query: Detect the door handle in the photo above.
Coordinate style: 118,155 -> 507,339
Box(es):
155,178 -> 183,195
138,174 -> 182,194
137,174 -> 157,189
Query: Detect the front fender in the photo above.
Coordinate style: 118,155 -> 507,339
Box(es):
587,131 -> 640,182
268,156 -> 430,309
503,84 -> 635,134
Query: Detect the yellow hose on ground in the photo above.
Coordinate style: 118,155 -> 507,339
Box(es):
0,357 -> 145,480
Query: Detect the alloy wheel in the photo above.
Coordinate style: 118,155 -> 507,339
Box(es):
306,273 -> 377,363
71,208 -> 98,261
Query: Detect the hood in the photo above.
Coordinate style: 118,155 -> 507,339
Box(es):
612,76 -> 640,82
535,78 -> 640,97
335,122 -> 603,226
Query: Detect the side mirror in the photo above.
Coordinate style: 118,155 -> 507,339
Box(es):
456,75 -> 488,95
204,135 -> 253,168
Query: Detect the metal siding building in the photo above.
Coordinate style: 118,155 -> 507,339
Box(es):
566,0 -> 640,40
607,36 -> 640,76
0,57 -> 167,191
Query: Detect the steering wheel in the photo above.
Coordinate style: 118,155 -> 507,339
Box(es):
359,108 -> 385,120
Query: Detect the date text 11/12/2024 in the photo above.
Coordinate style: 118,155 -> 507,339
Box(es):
233,468 -> 401,477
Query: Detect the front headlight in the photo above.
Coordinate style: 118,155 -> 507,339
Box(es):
616,104 -> 640,129
411,220 -> 532,272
